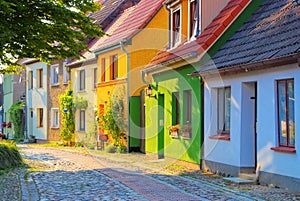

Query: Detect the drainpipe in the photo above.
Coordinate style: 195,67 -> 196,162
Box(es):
120,40 -> 131,153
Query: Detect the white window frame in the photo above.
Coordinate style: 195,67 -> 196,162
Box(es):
217,87 -> 231,134
51,108 -> 59,128
171,5 -> 182,48
78,69 -> 85,91
188,0 -> 201,40
51,64 -> 59,85
63,62 -> 70,84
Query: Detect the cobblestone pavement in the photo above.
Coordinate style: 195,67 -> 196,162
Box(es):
17,145 -> 300,201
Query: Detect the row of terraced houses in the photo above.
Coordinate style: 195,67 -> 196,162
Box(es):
1,0 -> 300,192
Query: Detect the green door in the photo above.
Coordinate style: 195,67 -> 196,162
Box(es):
158,94 -> 164,159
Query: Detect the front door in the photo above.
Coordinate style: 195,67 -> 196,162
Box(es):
158,94 -> 164,159
241,82 -> 257,172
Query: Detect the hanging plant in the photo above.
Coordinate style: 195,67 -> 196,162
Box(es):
73,96 -> 88,111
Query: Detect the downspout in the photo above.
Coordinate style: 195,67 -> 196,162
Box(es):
120,40 -> 131,152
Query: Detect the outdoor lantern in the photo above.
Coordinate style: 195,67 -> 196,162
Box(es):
292,0 -> 300,6
145,84 -> 157,99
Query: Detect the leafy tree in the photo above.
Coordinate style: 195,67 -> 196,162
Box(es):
0,0 -> 104,73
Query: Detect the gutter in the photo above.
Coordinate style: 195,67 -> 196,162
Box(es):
120,40 -> 131,153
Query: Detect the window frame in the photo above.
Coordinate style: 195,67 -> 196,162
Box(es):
110,55 -> 118,80
37,69 -> 43,88
217,87 -> 231,135
171,6 -> 182,48
51,64 -> 59,85
101,58 -> 106,82
79,109 -> 86,131
276,79 -> 295,148
63,62 -> 70,84
78,69 -> 85,91
93,67 -> 97,89
188,0 -> 198,40
172,92 -> 180,125
28,70 -> 33,90
51,108 -> 59,128
37,108 -> 43,128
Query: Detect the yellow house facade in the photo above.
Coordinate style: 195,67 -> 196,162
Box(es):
94,0 -> 168,152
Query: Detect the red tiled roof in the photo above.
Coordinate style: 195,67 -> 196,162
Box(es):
93,0 -> 165,52
147,0 -> 250,68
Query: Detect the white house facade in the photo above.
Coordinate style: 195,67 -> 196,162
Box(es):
26,61 -> 48,140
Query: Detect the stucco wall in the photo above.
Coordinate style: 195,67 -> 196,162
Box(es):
203,63 -> 300,179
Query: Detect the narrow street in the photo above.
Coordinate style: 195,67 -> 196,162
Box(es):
17,145 -> 299,201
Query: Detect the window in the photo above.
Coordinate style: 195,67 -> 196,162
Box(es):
189,0 -> 198,39
51,65 -> 59,85
277,79 -> 295,148
63,63 -> 70,84
28,71 -> 33,89
37,108 -> 43,127
184,90 -> 192,124
37,69 -> 43,88
110,55 -> 118,80
217,87 -> 231,134
79,69 -> 85,91
101,58 -> 106,82
172,8 -> 181,47
93,68 -> 97,89
79,110 -> 85,131
51,108 -> 59,128
172,92 -> 180,125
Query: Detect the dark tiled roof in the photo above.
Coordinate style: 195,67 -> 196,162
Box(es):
196,0 -> 300,74
93,0 -> 139,28
93,0 -> 165,52
146,0 -> 250,69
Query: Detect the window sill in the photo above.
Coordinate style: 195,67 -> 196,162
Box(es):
77,90 -> 86,93
270,147 -> 296,153
209,134 -> 230,141
51,127 -> 59,129
51,83 -> 60,87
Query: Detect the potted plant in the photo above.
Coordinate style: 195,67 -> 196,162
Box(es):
167,124 -> 180,138
29,135 -> 36,143
0,133 -> 6,139
6,121 -> 12,128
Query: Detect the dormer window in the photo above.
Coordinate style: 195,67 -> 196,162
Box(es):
171,7 -> 181,48
189,0 -> 198,39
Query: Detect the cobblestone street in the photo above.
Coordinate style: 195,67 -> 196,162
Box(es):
15,145 -> 300,201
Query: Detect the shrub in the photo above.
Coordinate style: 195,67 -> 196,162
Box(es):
0,140 -> 24,170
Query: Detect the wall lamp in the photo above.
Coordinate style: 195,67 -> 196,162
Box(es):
292,0 -> 300,6
145,84 -> 157,99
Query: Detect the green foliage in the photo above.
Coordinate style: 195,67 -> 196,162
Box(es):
100,87 -> 126,150
0,0 -> 105,73
59,90 -> 75,144
8,101 -> 25,139
73,96 -> 88,111
0,140 -> 24,170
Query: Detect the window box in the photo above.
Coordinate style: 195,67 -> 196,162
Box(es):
271,147 -> 296,153
168,124 -> 180,138
209,134 -> 230,141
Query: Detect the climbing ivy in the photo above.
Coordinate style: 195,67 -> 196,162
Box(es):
8,101 -> 25,139
58,90 -> 75,144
